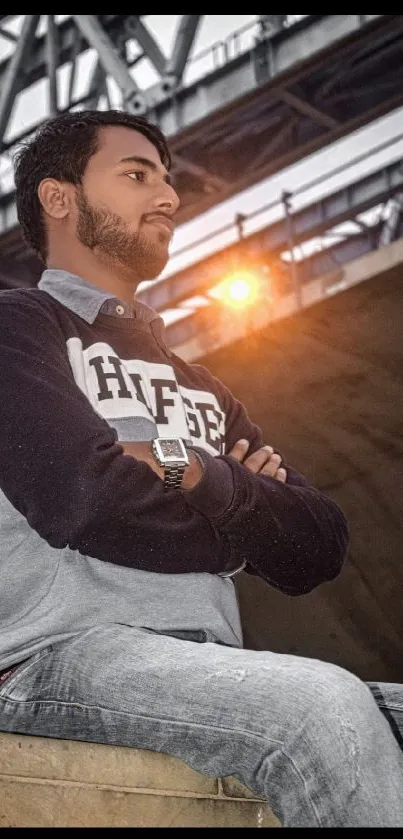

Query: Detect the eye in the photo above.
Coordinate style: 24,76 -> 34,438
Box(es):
127,170 -> 147,183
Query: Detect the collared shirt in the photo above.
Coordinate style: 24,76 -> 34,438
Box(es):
38,268 -> 157,325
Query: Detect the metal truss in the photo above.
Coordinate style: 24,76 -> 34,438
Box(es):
1,14 -> 403,236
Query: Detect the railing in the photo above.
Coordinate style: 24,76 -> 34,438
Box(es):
183,16 -> 307,86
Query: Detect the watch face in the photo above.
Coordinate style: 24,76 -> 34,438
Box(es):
157,438 -> 187,461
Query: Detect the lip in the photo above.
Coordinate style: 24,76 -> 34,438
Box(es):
145,216 -> 175,234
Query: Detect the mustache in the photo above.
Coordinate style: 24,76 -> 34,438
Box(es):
142,212 -> 175,232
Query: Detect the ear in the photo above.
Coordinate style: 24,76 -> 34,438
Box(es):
37,178 -> 72,220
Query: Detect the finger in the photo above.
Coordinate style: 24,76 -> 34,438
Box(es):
242,445 -> 274,474
259,452 -> 283,478
275,467 -> 287,483
227,438 -> 250,462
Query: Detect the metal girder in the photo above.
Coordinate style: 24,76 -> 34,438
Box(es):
84,59 -> 109,110
378,192 -> 403,247
72,15 -> 143,110
46,15 -> 59,115
257,15 -> 288,36
124,17 -> 166,77
154,15 -> 387,138
0,15 -> 135,147
163,14 -> 403,225
164,15 -> 202,83
0,14 -> 202,133
137,157 -> 403,312
274,87 -> 338,130
0,15 -> 40,142
0,16 -> 134,94
0,26 -> 18,43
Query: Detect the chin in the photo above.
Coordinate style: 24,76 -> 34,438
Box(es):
136,256 -> 168,281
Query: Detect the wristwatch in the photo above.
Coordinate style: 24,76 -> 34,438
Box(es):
151,437 -> 189,490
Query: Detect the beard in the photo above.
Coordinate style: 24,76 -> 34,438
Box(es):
75,188 -> 169,281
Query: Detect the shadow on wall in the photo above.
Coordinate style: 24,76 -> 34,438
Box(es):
201,266 -> 403,682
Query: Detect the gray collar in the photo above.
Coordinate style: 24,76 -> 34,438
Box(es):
38,268 -> 159,325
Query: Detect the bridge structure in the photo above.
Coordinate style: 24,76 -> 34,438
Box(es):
1,13 -> 403,361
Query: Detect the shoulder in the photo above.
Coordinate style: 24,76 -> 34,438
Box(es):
0,288 -> 70,345
0,287 -> 54,311
0,287 -> 66,324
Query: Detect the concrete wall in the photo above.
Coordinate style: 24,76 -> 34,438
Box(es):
201,263 -> 403,682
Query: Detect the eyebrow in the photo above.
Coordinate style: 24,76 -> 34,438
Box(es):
119,155 -> 172,185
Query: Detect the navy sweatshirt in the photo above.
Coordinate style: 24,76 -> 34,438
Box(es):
0,269 -> 348,666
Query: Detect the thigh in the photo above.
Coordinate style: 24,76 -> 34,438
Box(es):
0,624 -> 391,761
1,626 -> 309,786
1,624 -> 324,743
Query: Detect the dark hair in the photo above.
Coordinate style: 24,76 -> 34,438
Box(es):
13,108 -> 171,262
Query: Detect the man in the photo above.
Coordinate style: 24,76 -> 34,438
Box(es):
0,109 -> 402,828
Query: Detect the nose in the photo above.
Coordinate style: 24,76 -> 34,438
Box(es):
155,181 -> 180,215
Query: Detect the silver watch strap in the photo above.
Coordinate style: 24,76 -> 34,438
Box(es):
164,462 -> 187,490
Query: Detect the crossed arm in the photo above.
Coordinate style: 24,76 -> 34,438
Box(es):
120,439 -> 287,489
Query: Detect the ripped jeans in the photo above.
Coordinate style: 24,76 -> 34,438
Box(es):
1,624 -> 403,828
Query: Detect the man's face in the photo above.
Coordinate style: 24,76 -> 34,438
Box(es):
74,125 -> 179,281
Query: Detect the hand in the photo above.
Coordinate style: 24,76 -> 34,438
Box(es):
119,441 -> 204,491
228,439 -> 287,483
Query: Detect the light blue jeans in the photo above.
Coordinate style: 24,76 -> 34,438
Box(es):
1,625 -> 403,828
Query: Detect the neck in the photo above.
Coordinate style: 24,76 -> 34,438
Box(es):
47,242 -> 140,306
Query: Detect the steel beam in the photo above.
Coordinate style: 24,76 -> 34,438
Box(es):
164,15 -> 202,84
275,87 -> 339,129
379,192 -> 403,246
137,157 -> 403,312
72,15 -> 144,111
0,26 -> 17,43
65,33 -> 83,110
0,14 -> 40,145
46,15 -> 59,115
124,16 -> 167,77
0,15 -> 388,142
152,15 -> 385,138
0,16 -> 137,119
257,15 -> 288,36
84,59 -> 109,110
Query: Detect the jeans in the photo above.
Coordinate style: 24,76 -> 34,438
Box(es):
1,624 -> 403,828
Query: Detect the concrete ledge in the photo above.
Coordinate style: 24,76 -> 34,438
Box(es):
0,732 -> 279,827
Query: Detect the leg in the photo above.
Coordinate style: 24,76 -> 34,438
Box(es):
1,626 -> 403,828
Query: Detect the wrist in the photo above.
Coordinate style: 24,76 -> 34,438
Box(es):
182,448 -> 235,518
181,449 -> 205,491
151,437 -> 191,491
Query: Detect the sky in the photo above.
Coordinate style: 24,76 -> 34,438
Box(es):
1,15 -> 402,325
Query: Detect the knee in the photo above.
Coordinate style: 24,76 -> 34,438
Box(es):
290,659 -> 381,743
